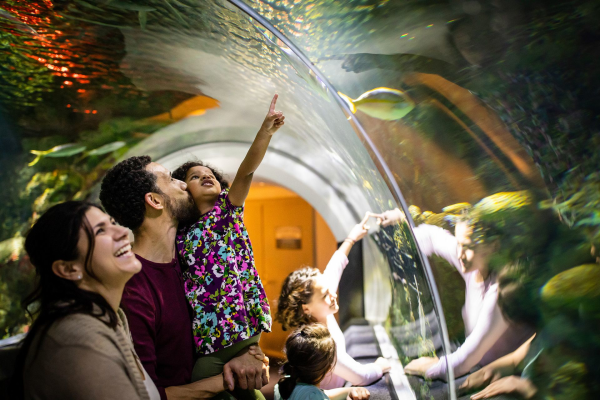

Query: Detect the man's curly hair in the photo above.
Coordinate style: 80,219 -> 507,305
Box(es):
276,267 -> 320,331
172,160 -> 229,190
99,156 -> 161,231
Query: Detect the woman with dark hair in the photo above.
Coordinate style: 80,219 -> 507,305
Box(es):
275,324 -> 370,400
276,215 -> 391,390
10,201 -> 159,400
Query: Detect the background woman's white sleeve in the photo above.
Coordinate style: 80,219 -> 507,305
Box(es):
321,251 -> 383,387
332,346 -> 384,386
413,224 -> 463,274
425,285 -> 509,380
322,250 -> 348,293
327,315 -> 384,387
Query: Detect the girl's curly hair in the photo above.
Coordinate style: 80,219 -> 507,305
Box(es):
172,160 -> 229,190
276,267 -> 320,331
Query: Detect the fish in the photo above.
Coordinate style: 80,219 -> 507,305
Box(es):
259,29 -> 329,100
338,87 -> 415,121
148,95 -> 219,122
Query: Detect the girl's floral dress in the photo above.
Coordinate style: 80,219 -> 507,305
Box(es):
176,189 -> 271,355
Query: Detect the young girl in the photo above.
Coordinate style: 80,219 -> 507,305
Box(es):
172,95 -> 283,390
276,216 -> 391,389
275,324 -> 371,400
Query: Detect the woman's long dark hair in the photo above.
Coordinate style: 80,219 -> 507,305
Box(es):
278,324 -> 336,399
10,201 -> 119,399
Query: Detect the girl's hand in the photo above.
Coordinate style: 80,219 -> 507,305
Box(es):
375,357 -> 392,373
347,387 -> 370,400
460,365 -> 503,392
404,356 -> 439,377
347,213 -> 371,242
260,94 -> 285,136
470,376 -> 537,399
368,208 -> 405,227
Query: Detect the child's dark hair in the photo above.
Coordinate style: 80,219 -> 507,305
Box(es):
172,160 -> 229,190
278,324 -> 336,399
497,263 -> 541,329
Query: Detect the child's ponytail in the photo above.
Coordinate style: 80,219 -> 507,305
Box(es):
277,362 -> 299,399
277,324 -> 336,399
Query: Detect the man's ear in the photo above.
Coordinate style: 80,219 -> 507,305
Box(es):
52,260 -> 84,281
145,192 -> 165,211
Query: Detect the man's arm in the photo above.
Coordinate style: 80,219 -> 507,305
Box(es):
228,94 -> 284,206
164,346 -> 269,400
165,374 -> 225,400
222,344 -> 270,391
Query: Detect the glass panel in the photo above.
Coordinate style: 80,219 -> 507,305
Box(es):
239,1 -> 600,400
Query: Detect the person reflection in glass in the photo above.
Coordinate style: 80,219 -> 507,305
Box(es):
370,208 -> 533,381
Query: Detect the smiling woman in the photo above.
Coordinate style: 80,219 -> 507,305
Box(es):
9,201 -> 159,400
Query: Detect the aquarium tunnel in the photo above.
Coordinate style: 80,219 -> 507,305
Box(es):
1,1 -> 599,400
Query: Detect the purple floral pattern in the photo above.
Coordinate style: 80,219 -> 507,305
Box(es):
176,189 -> 271,355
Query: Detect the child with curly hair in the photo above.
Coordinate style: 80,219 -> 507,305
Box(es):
172,95 -> 284,396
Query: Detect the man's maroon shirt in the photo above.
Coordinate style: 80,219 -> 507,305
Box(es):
121,254 -> 194,400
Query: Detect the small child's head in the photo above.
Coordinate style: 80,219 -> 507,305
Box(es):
276,267 -> 339,331
172,160 -> 229,203
278,324 -> 336,399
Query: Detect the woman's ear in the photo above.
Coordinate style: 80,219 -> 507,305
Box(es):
52,260 -> 83,281
145,192 -> 165,211
302,304 -> 310,316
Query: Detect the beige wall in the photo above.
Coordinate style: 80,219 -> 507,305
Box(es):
244,183 -> 337,358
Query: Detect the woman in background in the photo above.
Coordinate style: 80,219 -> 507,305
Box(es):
276,215 -> 391,389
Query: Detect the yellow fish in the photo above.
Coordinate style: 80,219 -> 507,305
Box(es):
338,87 -> 415,120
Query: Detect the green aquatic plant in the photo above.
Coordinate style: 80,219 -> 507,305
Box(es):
28,144 -> 88,166
0,116 -> 168,336
0,236 -> 24,265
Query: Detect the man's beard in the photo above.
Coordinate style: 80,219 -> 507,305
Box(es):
165,193 -> 200,226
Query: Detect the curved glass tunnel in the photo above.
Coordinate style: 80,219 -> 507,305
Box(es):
1,1 -> 599,399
